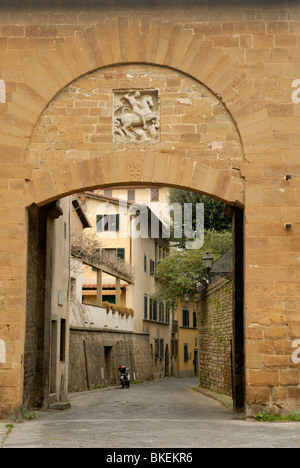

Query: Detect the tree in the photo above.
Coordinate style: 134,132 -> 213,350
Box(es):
154,229 -> 232,309
168,188 -> 231,249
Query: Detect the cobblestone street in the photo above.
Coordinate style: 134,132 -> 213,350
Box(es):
2,378 -> 300,449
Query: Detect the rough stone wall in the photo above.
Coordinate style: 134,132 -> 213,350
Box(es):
68,328 -> 152,392
0,0 -> 300,417
198,278 -> 233,397
132,333 -> 155,382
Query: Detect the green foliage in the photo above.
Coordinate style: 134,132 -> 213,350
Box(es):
256,411 -> 300,422
22,408 -> 36,420
154,229 -> 232,308
169,188 -> 231,248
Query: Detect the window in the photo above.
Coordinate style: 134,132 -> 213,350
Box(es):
172,320 -> 178,333
144,295 -> 148,320
151,188 -> 159,202
153,299 -> 158,321
171,339 -> 178,357
117,248 -> 125,261
159,302 -> 165,322
97,214 -> 119,232
184,343 -> 189,362
183,309 -> 189,327
149,297 -> 153,320
193,311 -> 197,329
102,248 -> 125,261
166,306 -> 170,324
128,189 -> 135,201
150,259 -> 155,276
144,255 -> 147,273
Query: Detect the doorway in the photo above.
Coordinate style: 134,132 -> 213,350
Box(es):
165,344 -> 170,377
50,320 -> 58,395
193,350 -> 198,377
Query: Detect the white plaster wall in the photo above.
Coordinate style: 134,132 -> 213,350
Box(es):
70,257 -> 134,332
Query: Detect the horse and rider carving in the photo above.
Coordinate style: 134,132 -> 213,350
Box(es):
114,90 -> 160,143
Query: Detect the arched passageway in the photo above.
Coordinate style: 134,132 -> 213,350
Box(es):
23,62 -> 245,412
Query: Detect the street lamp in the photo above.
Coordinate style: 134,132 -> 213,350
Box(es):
202,250 -> 232,284
203,251 -> 214,273
202,251 -> 214,286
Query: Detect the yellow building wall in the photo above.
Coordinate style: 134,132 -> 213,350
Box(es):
177,302 -> 198,378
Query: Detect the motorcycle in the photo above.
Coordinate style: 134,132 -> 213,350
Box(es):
119,366 -> 130,389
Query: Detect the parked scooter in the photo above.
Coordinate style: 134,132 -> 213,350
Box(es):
119,366 -> 130,388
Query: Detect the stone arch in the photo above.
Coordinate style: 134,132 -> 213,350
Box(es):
1,18 -> 274,179
25,62 -> 245,207
26,153 -> 244,208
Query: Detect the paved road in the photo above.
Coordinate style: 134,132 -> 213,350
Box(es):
2,378 -> 300,448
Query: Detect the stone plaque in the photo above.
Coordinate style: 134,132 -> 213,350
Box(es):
113,89 -> 160,143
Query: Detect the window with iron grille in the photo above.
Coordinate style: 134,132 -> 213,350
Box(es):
171,339 -> 178,357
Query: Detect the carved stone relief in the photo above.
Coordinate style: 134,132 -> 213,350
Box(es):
113,89 -> 160,144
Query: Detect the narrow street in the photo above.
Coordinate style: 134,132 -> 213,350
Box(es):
2,378 -> 300,449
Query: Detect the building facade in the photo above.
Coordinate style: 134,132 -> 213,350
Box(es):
70,196 -> 147,391
74,190 -> 172,380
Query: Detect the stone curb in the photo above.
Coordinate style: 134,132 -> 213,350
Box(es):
190,386 -> 234,411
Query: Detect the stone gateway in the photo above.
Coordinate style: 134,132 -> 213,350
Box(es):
0,0 -> 299,419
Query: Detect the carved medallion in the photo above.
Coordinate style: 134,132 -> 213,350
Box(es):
113,89 -> 160,144
129,161 -> 142,180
